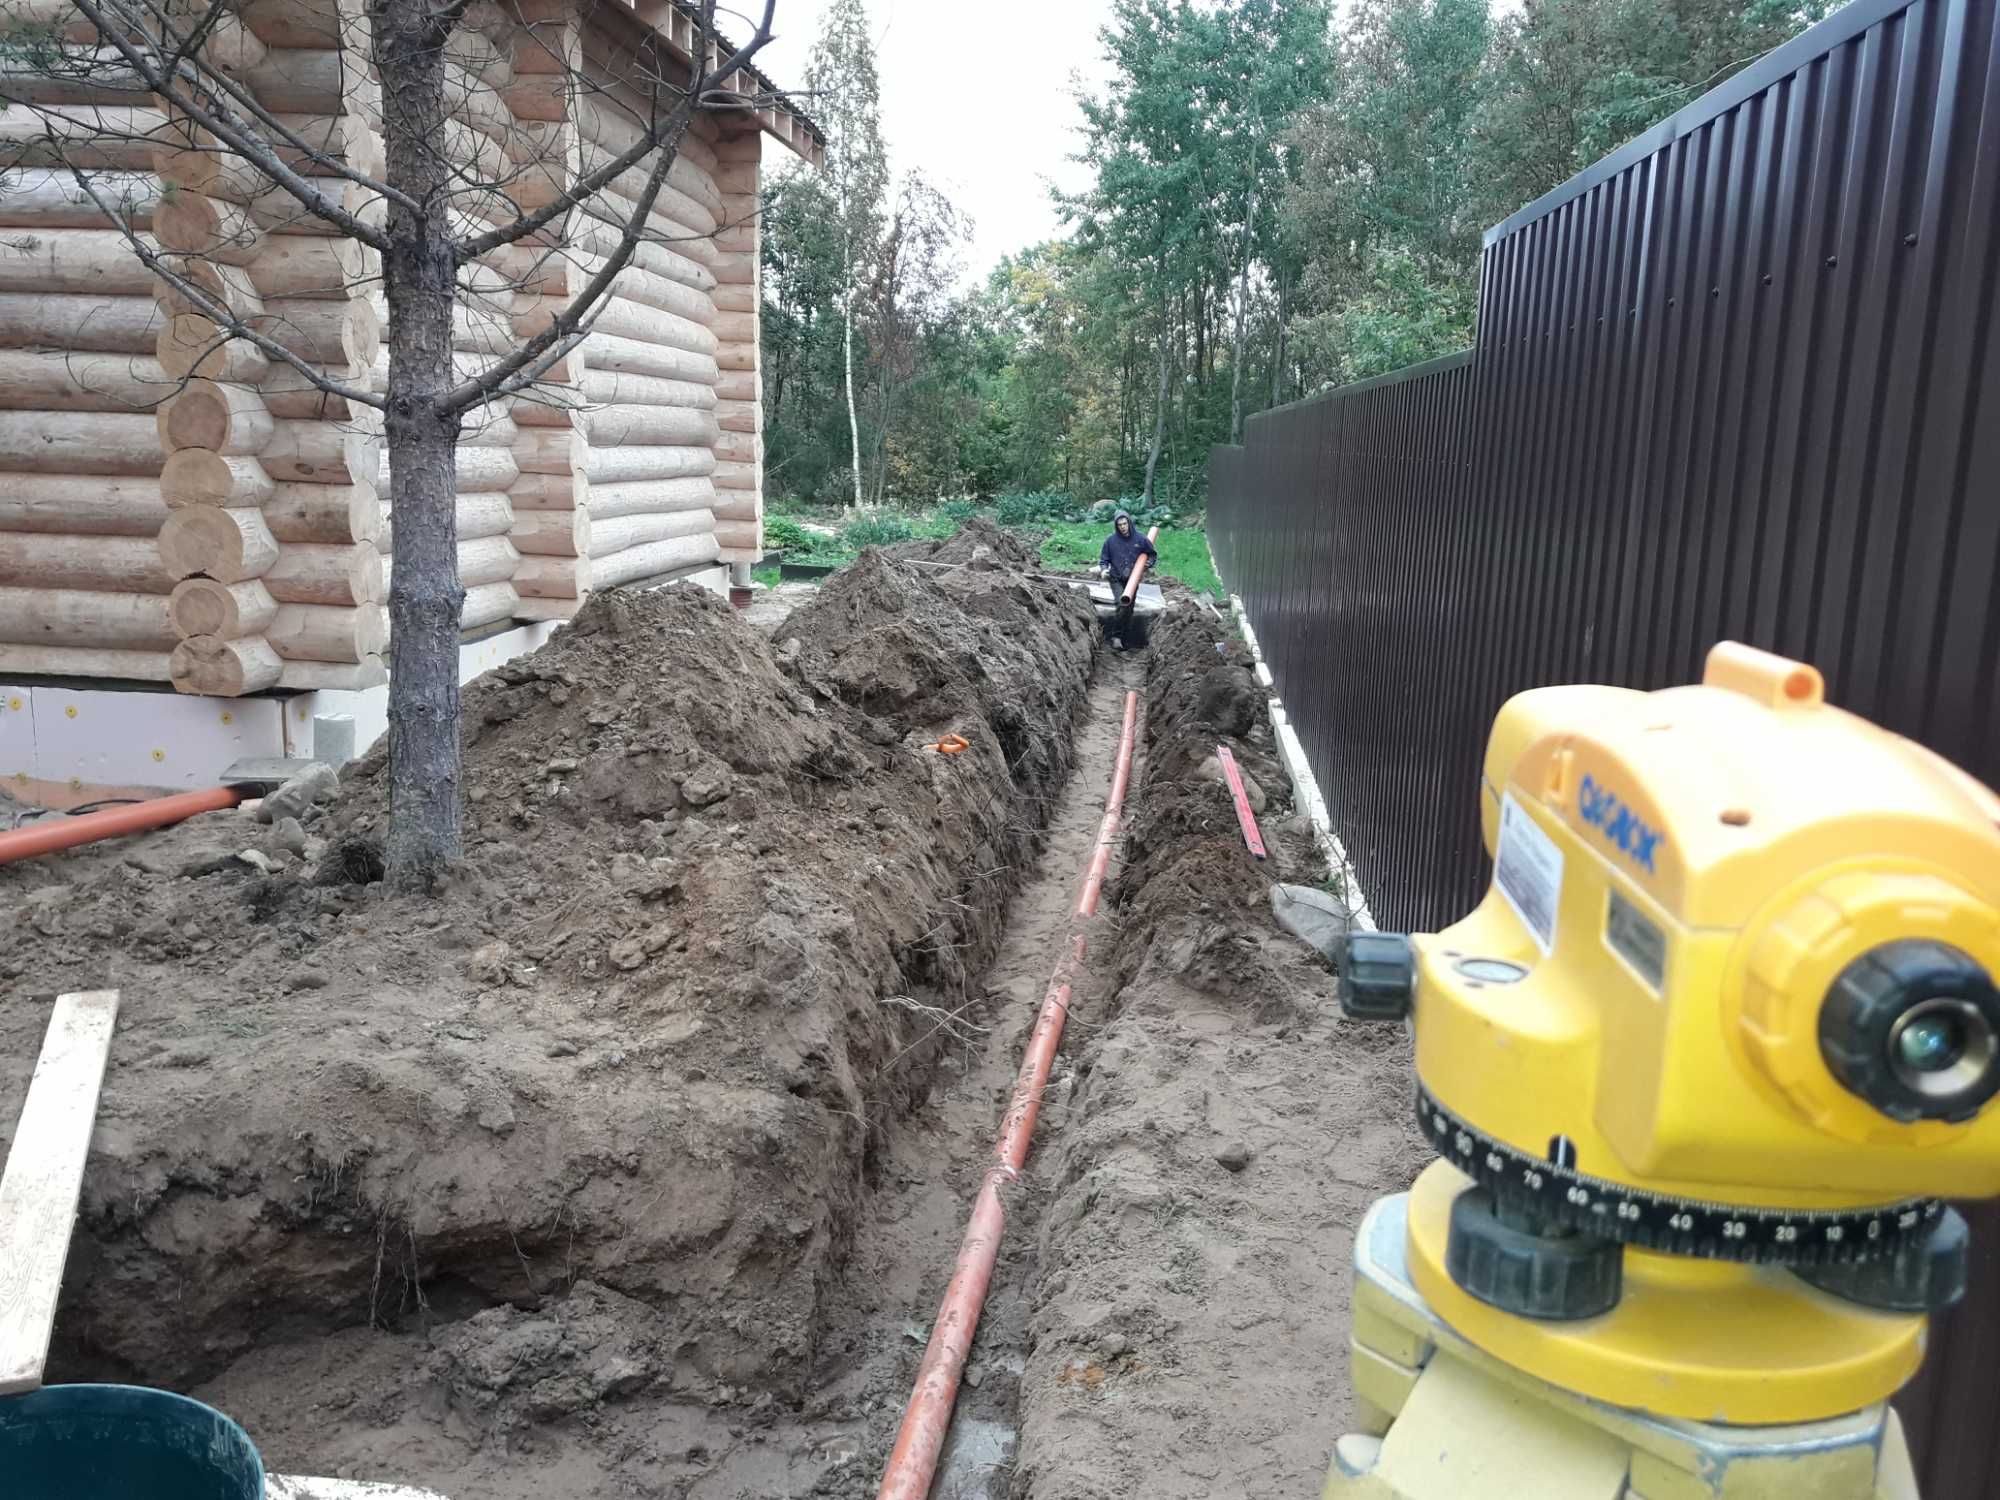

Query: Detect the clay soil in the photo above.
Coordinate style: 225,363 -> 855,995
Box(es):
0,530 -> 1425,1498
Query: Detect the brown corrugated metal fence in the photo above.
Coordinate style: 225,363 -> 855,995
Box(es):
1206,0 -> 2000,1491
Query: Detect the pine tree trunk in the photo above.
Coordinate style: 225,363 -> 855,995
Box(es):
1230,158 -> 1260,443
374,0 -> 465,891
1142,307 -> 1169,507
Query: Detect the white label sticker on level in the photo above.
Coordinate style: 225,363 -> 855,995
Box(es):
1494,792 -> 1562,954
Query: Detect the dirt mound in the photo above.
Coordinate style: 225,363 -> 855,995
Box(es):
1013,608 -> 1428,1498
0,556 -> 1093,1419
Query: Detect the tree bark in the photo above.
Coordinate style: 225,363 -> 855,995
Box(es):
1230,137 -> 1261,443
1142,298 -> 1170,507
374,0 -> 466,891
842,233 -> 863,510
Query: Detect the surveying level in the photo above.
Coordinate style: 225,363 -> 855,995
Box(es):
1327,643 -> 2000,1500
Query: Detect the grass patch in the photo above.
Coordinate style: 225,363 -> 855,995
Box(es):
1039,521 -> 1222,597
752,563 -> 782,587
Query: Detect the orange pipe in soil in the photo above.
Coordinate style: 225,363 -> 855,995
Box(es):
878,688 -> 1141,1500
0,786 -> 244,866
1120,524 -> 1161,603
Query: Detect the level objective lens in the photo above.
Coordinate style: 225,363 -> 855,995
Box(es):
1820,941 -> 2000,1123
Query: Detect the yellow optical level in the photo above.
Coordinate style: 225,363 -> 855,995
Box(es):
1333,642 -> 2000,1467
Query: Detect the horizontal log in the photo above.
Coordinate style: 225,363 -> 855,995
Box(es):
713,369 -> 759,403
518,252 -> 717,326
447,23 -> 515,90
456,491 -> 515,540
266,112 -> 384,178
710,250 -> 754,286
710,489 -> 759,523
512,426 -> 586,475
713,429 -> 759,465
510,391 -> 586,428
258,371 -> 374,422
498,69 -> 572,124
153,193 -> 264,266
587,507 -> 710,559
154,257 -> 265,321
0,644 -> 170,680
511,595 -> 579,622
455,534 -> 520,587
0,474 -> 167,536
239,0 -> 365,49
507,470 -> 579,510
581,403 -> 717,448
590,532 -> 717,589
711,460 -> 757,492
457,416 -> 521,451
511,506 -> 587,556
254,297 -> 380,367
0,169 -> 157,229
156,380 -> 274,456
514,552 -> 588,598
157,314 -> 270,383
247,236 -> 377,298
278,655 -> 386,690
582,331 -> 717,385
267,601 -> 387,662
714,341 -> 755,372
711,282 -> 754,315
566,102 -> 726,217
243,48 -> 352,115
264,541 -> 382,606
712,129 -> 759,164
0,228 -> 163,295
263,421 -> 378,484
712,311 -> 755,345
0,586 -> 175,649
587,475 -> 715,520
159,505 -> 280,583
560,209 -> 716,292
715,398 -> 760,434
582,443 -> 713,484
0,531 -> 173,593
169,578 -> 278,640
0,351 -> 175,412
151,145 -> 281,206
0,293 -> 159,354
713,162 -> 757,197
714,220 -> 754,255
461,579 -> 518,629
578,369 -> 716,410
0,104 -> 167,171
161,452 -> 275,509
712,519 -> 760,551
171,633 -> 283,695
0,411 -> 162,475
244,180 -> 388,238
265,480 -> 382,545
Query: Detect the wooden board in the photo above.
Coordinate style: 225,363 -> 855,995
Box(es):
0,988 -> 119,1394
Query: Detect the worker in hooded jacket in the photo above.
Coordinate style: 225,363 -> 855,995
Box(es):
1095,511 -> 1158,650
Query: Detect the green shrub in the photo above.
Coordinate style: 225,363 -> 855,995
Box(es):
937,498 -> 980,526
764,516 -> 812,551
995,490 -> 1073,526
840,512 -> 917,550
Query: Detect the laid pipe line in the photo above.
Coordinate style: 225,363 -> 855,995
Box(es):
1217,744 -> 1268,860
0,786 -> 244,866
878,687 -> 1141,1500
1120,523 -> 1162,603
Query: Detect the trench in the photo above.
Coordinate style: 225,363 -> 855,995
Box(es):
168,648 -> 1146,1500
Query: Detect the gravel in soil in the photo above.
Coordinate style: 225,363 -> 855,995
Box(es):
0,522 -> 1096,1496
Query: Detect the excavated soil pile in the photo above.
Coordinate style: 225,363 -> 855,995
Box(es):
1014,610 -> 1430,1499
0,529 -> 1094,1433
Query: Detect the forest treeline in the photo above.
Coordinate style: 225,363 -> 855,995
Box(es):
761,0 -> 1834,510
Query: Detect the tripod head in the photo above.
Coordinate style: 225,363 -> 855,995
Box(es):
1342,642 -> 2000,1423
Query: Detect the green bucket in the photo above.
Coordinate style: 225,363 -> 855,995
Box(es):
0,1384 -> 264,1500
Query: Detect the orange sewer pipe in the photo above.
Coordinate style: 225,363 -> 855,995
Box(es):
0,786 -> 244,866
878,688 -> 1142,1500
1120,524 -> 1162,603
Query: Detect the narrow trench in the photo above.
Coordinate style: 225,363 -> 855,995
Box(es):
819,654 -> 1147,1499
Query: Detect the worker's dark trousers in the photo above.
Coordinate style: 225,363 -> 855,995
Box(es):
1106,581 -> 1134,642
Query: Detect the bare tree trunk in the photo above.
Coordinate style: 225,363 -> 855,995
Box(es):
375,0 -> 464,891
842,236 -> 863,510
1230,153 -> 1260,443
1142,305 -> 1169,508
1270,265 -> 1287,410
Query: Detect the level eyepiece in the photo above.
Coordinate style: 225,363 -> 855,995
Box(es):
1820,941 -> 2000,1123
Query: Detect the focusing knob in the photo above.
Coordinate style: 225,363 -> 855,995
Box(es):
1340,933 -> 1416,1021
1819,941 -> 2000,1123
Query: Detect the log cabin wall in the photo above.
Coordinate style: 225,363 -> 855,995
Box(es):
0,0 -> 800,697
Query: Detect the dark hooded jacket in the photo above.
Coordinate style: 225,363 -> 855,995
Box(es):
1098,513 -> 1157,581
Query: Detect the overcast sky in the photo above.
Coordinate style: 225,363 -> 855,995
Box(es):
753,0 -> 1120,285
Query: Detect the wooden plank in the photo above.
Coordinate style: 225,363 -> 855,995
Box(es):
0,988 -> 119,1394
